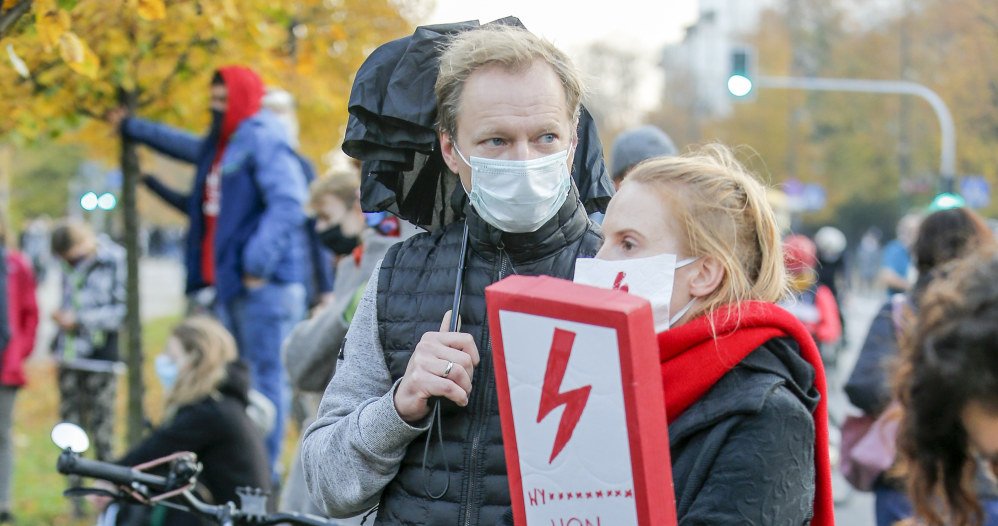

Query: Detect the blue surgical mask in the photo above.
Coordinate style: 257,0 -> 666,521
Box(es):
453,145 -> 572,233
154,354 -> 179,391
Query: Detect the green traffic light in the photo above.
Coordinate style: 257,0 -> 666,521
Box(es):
728,75 -> 753,97
928,192 -> 965,212
97,192 -> 117,211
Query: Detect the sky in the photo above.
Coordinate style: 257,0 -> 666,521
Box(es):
421,1 -> 702,112
422,1 -> 700,54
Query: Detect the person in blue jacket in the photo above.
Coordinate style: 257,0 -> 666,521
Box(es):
260,88 -> 335,310
110,65 -> 308,476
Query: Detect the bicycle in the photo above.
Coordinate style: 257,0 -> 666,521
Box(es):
52,422 -> 336,526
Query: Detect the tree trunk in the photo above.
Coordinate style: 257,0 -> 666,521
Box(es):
118,89 -> 145,448
0,0 -> 32,41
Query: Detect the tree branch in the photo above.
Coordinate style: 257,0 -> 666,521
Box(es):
137,36 -> 215,108
76,106 -> 100,119
18,60 -> 105,120
976,12 -> 998,41
0,0 -> 32,41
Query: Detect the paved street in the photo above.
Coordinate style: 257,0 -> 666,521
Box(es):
830,290 -> 885,525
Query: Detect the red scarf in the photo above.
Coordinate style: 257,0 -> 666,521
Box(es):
658,301 -> 834,526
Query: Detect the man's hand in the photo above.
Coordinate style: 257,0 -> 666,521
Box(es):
106,106 -> 128,131
87,479 -> 117,513
394,311 -> 480,423
243,275 -> 265,289
878,267 -> 911,292
319,291 -> 336,308
52,310 -> 77,331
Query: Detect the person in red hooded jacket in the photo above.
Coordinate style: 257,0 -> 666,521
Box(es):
578,144 -> 834,525
781,233 -> 843,355
110,66 -> 309,476
0,231 -> 39,523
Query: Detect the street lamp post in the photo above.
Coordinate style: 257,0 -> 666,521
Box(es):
754,75 -> 956,191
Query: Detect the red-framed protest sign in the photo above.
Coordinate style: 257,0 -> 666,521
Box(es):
485,275 -> 677,526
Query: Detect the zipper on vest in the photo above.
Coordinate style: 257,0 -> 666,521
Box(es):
498,241 -> 509,278
461,243 -> 510,526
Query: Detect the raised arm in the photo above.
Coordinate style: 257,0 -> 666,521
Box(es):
121,117 -> 204,164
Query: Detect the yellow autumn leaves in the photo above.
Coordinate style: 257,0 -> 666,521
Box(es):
34,0 -> 98,78
30,0 -> 167,79
134,0 -> 167,20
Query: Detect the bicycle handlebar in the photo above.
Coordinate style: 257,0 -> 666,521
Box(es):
56,450 -> 334,525
57,453 -> 169,490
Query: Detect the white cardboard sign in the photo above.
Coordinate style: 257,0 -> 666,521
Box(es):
486,275 -> 677,526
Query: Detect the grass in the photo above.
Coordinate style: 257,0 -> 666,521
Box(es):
13,315 -> 179,524
13,312 -> 306,525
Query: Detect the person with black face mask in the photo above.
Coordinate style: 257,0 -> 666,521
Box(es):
108,66 -> 310,480
277,164 -> 401,518
317,224 -> 360,256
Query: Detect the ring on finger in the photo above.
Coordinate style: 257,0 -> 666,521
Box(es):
441,360 -> 455,378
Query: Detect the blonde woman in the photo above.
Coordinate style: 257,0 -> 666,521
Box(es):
574,144 -> 833,525
100,317 -> 270,524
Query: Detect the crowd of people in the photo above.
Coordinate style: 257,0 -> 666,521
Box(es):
0,20 -> 994,526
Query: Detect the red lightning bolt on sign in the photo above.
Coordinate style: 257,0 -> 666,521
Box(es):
613,271 -> 629,292
536,328 -> 592,464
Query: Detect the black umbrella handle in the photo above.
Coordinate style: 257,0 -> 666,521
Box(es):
449,220 -> 470,331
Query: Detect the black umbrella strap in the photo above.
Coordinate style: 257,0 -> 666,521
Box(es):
421,220 -> 469,500
421,400 -> 450,499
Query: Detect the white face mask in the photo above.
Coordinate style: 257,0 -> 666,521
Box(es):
573,252 -> 699,332
453,145 -> 572,233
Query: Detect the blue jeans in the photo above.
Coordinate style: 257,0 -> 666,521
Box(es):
876,486 -> 998,526
216,282 -> 305,474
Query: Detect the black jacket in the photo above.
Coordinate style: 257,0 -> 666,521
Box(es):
668,337 -> 819,524
374,184 -> 602,525
117,361 -> 270,523
844,299 -> 898,416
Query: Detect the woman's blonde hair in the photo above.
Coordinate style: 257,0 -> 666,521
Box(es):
623,143 -> 788,320
162,316 -> 238,421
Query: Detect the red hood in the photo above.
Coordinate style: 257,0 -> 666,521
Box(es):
216,65 -> 264,148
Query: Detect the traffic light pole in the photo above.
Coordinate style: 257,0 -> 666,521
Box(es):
755,75 -> 956,191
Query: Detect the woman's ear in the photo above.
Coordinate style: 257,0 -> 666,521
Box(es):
689,256 -> 725,298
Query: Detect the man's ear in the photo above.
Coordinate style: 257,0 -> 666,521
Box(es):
439,131 -> 461,174
688,256 -> 725,298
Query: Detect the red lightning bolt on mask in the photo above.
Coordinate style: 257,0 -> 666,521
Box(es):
536,328 -> 592,463
612,271 -> 629,292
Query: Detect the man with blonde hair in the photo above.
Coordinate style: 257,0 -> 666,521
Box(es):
303,24 -> 604,524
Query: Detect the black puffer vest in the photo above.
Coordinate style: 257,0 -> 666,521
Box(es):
375,185 -> 602,525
